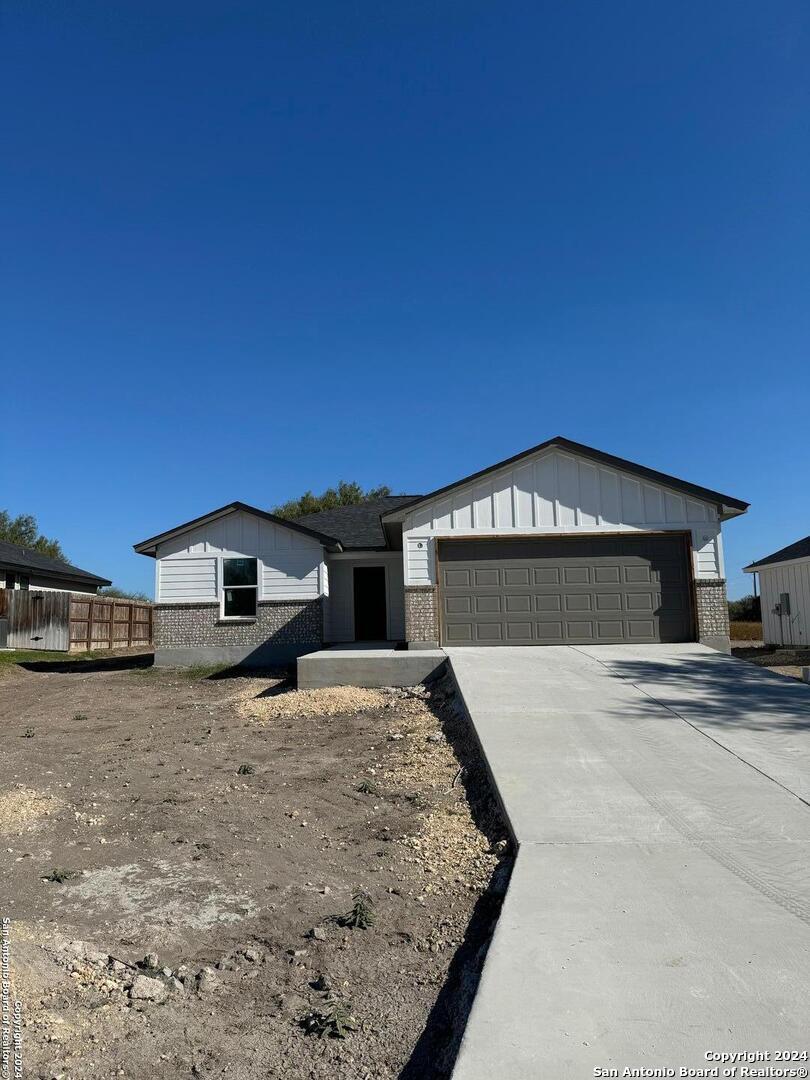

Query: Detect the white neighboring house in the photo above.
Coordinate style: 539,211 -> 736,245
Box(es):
744,536 -> 810,647
0,540 -> 111,595
135,436 -> 748,667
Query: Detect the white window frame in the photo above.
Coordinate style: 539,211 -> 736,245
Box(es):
220,556 -> 259,620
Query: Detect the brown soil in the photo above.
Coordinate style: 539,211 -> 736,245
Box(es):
731,642 -> 810,682
0,656 -> 509,1080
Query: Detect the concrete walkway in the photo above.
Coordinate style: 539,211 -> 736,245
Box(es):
447,645 -> 810,1080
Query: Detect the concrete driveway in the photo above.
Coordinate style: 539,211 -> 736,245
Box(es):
447,644 -> 810,1080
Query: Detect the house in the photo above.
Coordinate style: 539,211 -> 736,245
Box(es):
0,540 -> 112,594
744,535 -> 810,647
134,436 -> 748,667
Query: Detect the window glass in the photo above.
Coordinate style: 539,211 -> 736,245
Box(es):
5,573 -> 15,589
223,558 -> 257,587
19,576 -> 29,591
224,587 -> 257,618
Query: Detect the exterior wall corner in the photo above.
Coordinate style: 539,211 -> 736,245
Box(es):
694,578 -> 730,652
404,585 -> 439,646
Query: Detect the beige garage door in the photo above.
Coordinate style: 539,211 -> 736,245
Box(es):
439,535 -> 693,646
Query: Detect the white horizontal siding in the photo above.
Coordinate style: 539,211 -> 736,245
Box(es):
758,560 -> 810,647
159,557 -> 218,601
262,556 -> 320,598
155,509 -> 325,603
402,448 -> 723,586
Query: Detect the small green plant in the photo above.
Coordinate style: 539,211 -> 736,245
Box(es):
300,996 -> 357,1039
73,713 -> 88,722
22,727 -> 35,738
182,663 -> 231,680
337,891 -> 375,930
355,779 -> 379,796
44,867 -> 80,884
237,763 -> 255,775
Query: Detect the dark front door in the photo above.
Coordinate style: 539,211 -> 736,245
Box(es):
353,566 -> 388,641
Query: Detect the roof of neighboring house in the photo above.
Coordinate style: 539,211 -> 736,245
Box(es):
0,540 -> 112,586
381,435 -> 749,521
292,496 -> 423,550
133,501 -> 344,556
744,535 -> 810,571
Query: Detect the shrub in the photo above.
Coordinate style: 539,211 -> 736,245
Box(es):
728,594 -> 761,621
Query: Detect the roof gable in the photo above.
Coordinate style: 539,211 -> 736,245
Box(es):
382,436 -> 748,522
133,502 -> 342,557
744,535 -> 810,571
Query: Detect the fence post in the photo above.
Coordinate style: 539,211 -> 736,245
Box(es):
87,598 -> 95,652
127,602 -> 134,647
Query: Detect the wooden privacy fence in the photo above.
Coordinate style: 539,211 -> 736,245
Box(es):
69,595 -> 153,652
0,589 -> 152,652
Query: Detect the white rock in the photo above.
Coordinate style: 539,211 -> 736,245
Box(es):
129,975 -> 168,1003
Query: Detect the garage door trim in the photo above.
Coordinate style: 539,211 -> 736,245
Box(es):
436,531 -> 696,647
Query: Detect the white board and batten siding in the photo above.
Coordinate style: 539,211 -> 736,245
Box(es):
403,448 -> 724,586
757,559 -> 810,647
156,509 -> 326,603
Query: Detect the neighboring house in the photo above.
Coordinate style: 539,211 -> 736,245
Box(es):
134,436 -> 748,666
744,536 -> 810,647
0,540 -> 112,595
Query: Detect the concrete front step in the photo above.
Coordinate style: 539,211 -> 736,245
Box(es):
297,645 -> 446,688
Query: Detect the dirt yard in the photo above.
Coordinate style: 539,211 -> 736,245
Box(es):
0,654 -> 509,1080
731,642 -> 810,681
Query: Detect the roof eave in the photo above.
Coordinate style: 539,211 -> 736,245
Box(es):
381,436 -> 749,521
133,501 -> 343,556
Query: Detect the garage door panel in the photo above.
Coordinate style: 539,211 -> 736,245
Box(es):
594,565 -> 621,583
564,567 -> 590,584
444,569 -> 471,587
439,536 -> 692,646
476,596 -> 502,613
565,594 -> 592,611
473,569 -> 500,586
624,565 -> 652,583
503,567 -> 530,586
506,594 -> 532,612
628,620 -> 656,638
595,593 -> 622,611
567,620 -> 595,639
536,595 -> 562,611
534,568 -> 560,585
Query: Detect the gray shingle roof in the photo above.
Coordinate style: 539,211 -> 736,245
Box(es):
744,535 -> 810,570
0,540 -> 112,586
292,496 -> 422,550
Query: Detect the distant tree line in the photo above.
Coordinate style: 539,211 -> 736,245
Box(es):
0,509 -> 148,600
0,510 -> 65,560
273,481 -> 392,519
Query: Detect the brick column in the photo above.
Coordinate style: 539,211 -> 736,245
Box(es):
694,579 -> 730,653
404,586 -> 440,649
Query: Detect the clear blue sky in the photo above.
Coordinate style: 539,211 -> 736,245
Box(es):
2,1 -> 808,599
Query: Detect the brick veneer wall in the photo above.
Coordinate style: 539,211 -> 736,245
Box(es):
694,579 -> 730,641
404,586 -> 439,644
154,599 -> 323,650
